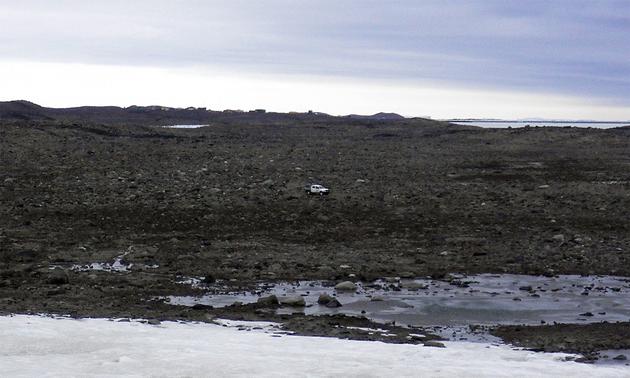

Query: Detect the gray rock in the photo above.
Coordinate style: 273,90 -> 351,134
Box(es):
261,179 -> 274,187
551,234 -> 565,243
317,293 -> 334,305
325,298 -> 342,308
423,340 -> 446,348
257,295 -> 280,307
279,296 -> 306,307
202,275 -> 216,284
335,281 -> 357,291
401,281 -> 428,290
613,354 -> 627,361
46,268 -> 69,285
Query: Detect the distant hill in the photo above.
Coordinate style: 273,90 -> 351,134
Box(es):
0,100 -> 51,120
0,100 -> 335,125
347,112 -> 405,120
0,101 -> 417,126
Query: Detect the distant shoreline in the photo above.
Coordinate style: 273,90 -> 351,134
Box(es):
446,120 -> 630,129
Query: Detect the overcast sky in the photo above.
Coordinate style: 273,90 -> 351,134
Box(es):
1,0 -> 629,119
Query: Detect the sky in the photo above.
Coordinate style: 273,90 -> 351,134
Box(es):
0,0 -> 629,120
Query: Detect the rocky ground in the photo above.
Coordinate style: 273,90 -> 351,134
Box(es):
2,114 -> 630,355
493,322 -> 630,363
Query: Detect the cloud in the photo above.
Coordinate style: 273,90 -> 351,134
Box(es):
0,1 -> 628,116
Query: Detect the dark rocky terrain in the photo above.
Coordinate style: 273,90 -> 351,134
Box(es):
1,101 -> 630,355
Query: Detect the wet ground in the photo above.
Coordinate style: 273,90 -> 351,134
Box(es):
166,274 -> 630,328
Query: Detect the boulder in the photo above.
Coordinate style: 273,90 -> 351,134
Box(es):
317,293 -> 334,305
257,295 -> 280,307
192,304 -> 213,310
279,296 -> 305,307
202,275 -> 216,284
335,281 -> 357,291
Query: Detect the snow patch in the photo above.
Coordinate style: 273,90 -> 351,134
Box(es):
0,315 -> 627,377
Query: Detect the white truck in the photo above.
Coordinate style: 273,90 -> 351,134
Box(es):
304,184 -> 330,195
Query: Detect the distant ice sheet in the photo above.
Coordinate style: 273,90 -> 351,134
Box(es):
0,315 -> 627,377
452,121 -> 629,129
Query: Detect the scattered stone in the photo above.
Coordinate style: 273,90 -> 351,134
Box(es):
147,319 -> 161,325
579,312 -> 594,317
574,356 -> 596,364
518,286 -> 533,292
370,295 -> 385,302
335,281 -> 357,291
613,354 -> 627,361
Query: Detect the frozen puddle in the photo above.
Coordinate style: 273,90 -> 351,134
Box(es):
71,256 -> 133,272
162,124 -> 208,128
166,274 -> 630,328
1,315 -> 627,377
70,251 -> 158,273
